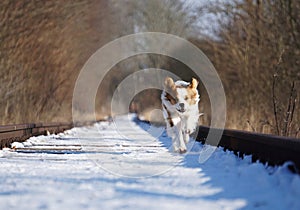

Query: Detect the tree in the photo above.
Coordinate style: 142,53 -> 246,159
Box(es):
194,0 -> 299,136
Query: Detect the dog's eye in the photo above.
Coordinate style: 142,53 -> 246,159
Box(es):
184,96 -> 189,100
165,93 -> 178,105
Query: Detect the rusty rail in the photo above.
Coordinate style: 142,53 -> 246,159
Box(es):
0,123 -> 70,149
0,121 -> 95,149
197,126 -> 300,172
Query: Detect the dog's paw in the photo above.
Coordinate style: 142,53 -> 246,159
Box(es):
173,147 -> 186,154
179,148 -> 187,154
185,129 -> 191,134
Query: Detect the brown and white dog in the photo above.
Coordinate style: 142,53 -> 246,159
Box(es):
161,77 -> 200,153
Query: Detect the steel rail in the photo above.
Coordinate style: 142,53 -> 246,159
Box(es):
197,126 -> 300,172
0,122 -> 77,149
1,120 -> 299,172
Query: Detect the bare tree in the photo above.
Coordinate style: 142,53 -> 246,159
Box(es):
0,0 -> 119,124
193,0 -> 300,136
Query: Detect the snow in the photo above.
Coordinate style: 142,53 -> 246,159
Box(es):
0,115 -> 299,210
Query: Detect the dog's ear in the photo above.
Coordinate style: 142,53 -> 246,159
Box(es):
164,77 -> 175,89
190,78 -> 198,89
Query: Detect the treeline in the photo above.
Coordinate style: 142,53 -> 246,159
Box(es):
0,0 -> 299,137
0,0 -> 117,123
197,0 -> 300,136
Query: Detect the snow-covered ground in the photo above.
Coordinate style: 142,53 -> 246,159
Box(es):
0,115 -> 299,210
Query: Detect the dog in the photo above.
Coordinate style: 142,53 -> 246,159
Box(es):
161,77 -> 200,153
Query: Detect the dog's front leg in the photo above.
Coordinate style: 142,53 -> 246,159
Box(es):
182,116 -> 190,144
183,131 -> 190,144
166,125 -> 179,152
175,121 -> 187,153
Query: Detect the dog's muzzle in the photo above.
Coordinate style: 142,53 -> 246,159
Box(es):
177,103 -> 186,113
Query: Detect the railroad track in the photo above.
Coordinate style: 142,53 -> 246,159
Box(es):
1,119 -> 300,172
0,121 -> 92,149
197,126 -> 300,172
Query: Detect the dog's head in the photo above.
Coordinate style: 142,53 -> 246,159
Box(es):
164,77 -> 199,114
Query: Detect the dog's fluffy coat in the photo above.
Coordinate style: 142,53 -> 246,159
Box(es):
161,77 -> 200,153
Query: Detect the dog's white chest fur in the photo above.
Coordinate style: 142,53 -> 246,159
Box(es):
161,77 -> 200,153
